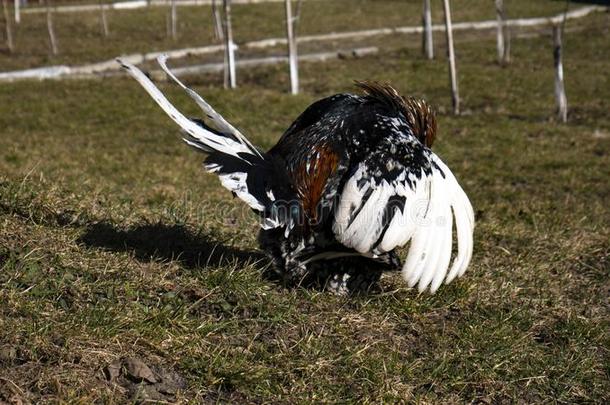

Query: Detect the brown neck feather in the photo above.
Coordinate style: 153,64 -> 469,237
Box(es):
355,81 -> 437,148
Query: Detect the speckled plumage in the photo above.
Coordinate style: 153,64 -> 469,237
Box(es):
258,88 -> 437,291
120,57 -> 475,295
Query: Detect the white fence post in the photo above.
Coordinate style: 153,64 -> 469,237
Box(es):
553,24 -> 567,123
285,0 -> 299,94
442,0 -> 459,115
495,0 -> 505,63
495,0 -> 510,64
223,0 -> 236,88
46,0 -> 58,55
99,0 -> 108,37
170,0 -> 177,40
14,0 -> 19,24
212,0 -> 224,41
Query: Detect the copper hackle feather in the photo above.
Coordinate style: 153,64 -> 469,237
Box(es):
355,81 -> 437,148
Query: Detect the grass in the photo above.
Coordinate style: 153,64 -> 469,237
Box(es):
0,0 -> 573,71
1,1 -> 609,403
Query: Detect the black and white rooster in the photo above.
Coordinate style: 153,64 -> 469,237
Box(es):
118,56 -> 474,294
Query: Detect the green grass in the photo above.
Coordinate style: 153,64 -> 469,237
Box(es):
1,3 -> 609,403
1,0 -> 572,71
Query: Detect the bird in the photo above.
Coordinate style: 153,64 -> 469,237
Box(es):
117,55 -> 474,295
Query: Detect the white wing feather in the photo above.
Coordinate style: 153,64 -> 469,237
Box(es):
333,153 -> 474,293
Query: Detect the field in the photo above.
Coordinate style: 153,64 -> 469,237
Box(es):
1,1 -> 609,403
0,0 -> 572,71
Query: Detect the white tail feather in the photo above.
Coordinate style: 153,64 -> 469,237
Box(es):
117,58 -> 274,217
116,58 -> 253,160
156,55 -> 263,159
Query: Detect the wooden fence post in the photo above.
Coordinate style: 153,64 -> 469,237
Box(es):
45,0 -> 58,55
442,0 -> 459,115
285,0 -> 299,94
422,0 -> 433,59
170,0 -> 177,40
212,0 -> 224,41
553,24 -> 567,123
2,0 -> 13,52
14,0 -> 19,24
223,0 -> 236,88
99,0 -> 108,37
504,25 -> 511,64
495,0 -> 504,63
495,0 -> 510,64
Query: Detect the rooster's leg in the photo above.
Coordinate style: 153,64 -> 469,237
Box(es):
259,228 -> 401,294
309,253 -> 400,295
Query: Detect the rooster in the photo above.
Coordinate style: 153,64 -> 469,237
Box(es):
118,56 -> 474,294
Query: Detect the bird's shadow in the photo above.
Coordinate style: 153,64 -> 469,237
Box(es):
78,222 -> 267,271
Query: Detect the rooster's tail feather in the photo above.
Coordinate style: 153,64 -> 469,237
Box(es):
118,56 -> 280,227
